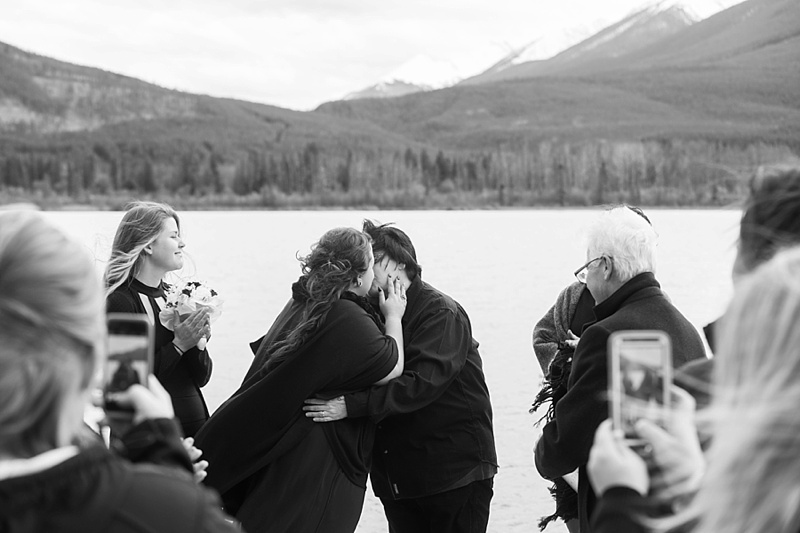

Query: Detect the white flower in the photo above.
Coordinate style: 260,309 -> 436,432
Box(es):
159,280 -> 224,351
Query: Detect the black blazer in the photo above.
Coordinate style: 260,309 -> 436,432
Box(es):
535,272 -> 706,532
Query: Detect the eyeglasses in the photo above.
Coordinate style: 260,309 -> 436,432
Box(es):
574,257 -> 605,283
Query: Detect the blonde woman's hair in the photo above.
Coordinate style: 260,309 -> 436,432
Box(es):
585,204 -> 658,282
104,201 -> 180,296
0,210 -> 105,457
670,245 -> 800,533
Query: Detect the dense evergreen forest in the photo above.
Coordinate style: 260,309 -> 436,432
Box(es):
0,136 -> 796,209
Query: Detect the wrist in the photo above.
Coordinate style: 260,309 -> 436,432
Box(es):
172,342 -> 186,355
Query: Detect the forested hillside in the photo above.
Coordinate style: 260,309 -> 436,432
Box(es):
0,0 -> 798,209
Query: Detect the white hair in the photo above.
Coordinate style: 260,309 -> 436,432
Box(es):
585,205 -> 658,282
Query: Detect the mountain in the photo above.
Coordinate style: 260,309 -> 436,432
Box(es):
473,25 -> 602,81
0,41 -> 411,152
461,2 -> 698,85
344,79 -> 434,101
316,0 -> 800,149
342,54 -> 466,101
0,0 -> 797,208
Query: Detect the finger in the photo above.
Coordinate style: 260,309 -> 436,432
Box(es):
193,460 -> 209,471
593,419 -> 616,448
116,383 -> 150,408
635,419 -> 672,454
303,398 -> 328,405
670,385 -> 696,413
377,286 -> 386,304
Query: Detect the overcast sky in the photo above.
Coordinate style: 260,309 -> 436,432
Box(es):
1,0 -> 742,111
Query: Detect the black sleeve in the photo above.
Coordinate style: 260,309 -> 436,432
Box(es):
346,307 -> 471,422
117,418 -> 194,475
591,487 -> 650,533
183,346 -> 213,387
535,324 -> 609,479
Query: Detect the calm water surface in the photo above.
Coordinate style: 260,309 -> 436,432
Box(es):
48,209 -> 740,533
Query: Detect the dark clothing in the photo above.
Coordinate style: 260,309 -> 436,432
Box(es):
0,419 -> 236,533
590,487 -> 649,533
675,318 -> 717,410
107,278 -> 212,437
344,277 -> 497,509
535,272 -> 705,532
236,423 -> 365,533
381,478 -> 494,533
195,288 -> 399,533
531,281 -> 595,531
532,281 -> 593,373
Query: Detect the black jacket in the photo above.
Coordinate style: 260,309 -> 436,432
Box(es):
0,419 -> 236,533
535,272 -> 706,532
345,276 -> 498,499
107,278 -> 212,436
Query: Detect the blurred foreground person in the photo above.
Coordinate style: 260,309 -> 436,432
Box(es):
678,166 -> 800,406
0,210 -> 236,533
534,205 -> 705,532
588,244 -> 800,533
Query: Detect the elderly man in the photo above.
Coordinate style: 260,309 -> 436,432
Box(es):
534,205 -> 705,532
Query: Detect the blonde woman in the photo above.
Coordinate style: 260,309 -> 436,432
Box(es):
105,201 -> 212,437
0,210 -> 237,532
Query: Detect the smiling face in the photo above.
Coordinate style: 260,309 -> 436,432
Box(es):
146,217 -> 184,274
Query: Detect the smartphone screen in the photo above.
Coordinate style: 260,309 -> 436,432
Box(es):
104,313 -> 153,417
608,330 -> 672,445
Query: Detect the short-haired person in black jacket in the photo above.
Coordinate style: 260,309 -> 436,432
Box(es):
304,220 -> 498,533
534,205 -> 706,532
0,210 -> 236,533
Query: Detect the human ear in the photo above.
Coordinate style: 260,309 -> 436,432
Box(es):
602,257 -> 613,280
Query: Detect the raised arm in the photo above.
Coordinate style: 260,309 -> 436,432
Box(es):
373,275 -> 406,385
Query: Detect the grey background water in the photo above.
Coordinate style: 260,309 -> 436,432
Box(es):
49,208 -> 740,532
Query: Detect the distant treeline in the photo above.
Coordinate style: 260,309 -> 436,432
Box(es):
0,138 -> 797,209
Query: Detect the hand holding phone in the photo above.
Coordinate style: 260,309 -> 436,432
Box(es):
608,330 -> 673,449
103,314 -> 154,428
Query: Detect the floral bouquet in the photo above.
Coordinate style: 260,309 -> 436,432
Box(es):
159,280 -> 224,350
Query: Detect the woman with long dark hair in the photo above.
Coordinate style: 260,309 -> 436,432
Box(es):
105,201 -> 212,437
196,226 -> 406,533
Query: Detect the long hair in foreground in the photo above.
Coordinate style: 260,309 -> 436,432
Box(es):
668,245 -> 800,533
0,210 -> 104,457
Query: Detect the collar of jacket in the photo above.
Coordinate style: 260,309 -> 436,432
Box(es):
129,277 -> 166,298
590,271 -> 661,324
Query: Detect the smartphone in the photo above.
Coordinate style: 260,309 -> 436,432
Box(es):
103,313 -> 154,419
608,330 -> 672,447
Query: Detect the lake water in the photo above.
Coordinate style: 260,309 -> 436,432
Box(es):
46,208 -> 741,533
